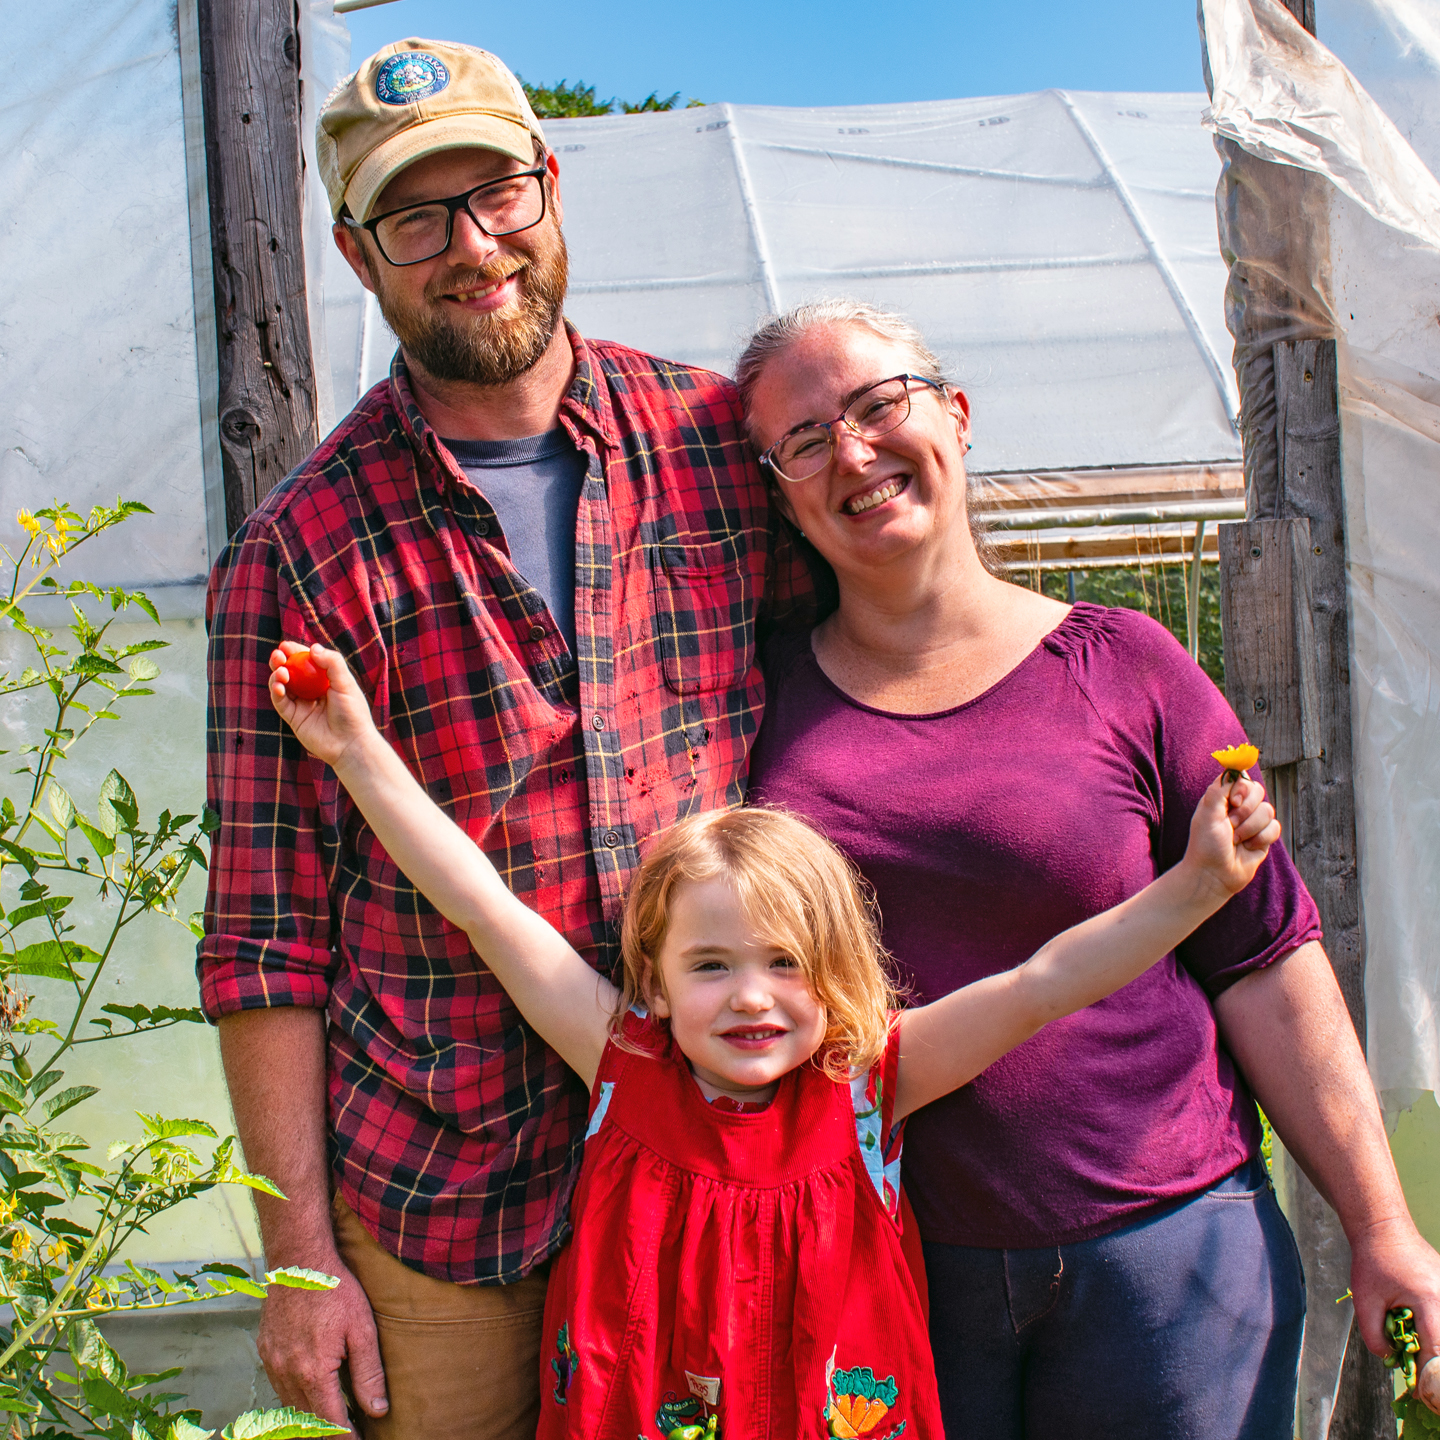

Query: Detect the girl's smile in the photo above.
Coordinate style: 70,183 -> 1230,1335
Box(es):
651,877 -> 828,1107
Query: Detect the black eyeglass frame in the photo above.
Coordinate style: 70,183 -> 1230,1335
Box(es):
346,164 -> 550,267
757,373 -> 950,483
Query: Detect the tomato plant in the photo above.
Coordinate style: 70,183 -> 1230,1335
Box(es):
0,502 -> 345,1440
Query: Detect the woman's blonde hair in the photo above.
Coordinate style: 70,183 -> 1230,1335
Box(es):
616,807 -> 899,1078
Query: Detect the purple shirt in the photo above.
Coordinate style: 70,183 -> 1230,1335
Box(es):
748,603 -> 1322,1248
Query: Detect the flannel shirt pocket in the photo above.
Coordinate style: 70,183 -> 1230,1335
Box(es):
652,539 -> 755,696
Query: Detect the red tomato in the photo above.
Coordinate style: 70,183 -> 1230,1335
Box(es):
282,648 -> 330,702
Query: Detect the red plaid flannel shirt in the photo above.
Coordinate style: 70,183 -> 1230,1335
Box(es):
200,328 -> 812,1283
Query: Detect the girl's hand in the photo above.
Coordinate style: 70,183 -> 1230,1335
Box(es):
268,642 -> 377,770
1183,774 -> 1281,898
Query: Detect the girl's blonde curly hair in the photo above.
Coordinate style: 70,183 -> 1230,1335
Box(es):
616,807 -> 899,1078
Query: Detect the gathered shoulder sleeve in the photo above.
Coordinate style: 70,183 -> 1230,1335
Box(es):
1057,605 -> 1323,997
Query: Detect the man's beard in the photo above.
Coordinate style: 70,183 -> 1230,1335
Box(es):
373,223 -> 569,388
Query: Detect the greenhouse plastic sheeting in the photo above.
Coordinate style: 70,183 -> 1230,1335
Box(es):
1,2 -> 211,592
1202,0 -> 1440,1109
0,0 -> 349,599
331,91 -> 1242,478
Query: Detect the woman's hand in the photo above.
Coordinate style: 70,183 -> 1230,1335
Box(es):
1182,774 -> 1281,899
268,642 -> 377,771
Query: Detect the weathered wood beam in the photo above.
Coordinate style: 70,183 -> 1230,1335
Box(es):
1209,2 -> 1394,1428
1218,517 -> 1321,768
197,0 -> 319,535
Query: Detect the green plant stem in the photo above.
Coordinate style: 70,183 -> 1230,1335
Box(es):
0,1224 -> 112,1371
33,856 -> 145,1079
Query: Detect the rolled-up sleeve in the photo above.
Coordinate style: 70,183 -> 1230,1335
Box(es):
198,520 -> 339,1018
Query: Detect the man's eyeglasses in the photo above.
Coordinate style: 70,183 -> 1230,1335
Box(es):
348,166 -> 549,267
758,374 -> 949,482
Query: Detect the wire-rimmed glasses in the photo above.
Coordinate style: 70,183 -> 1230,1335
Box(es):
758,374 -> 948,482
349,166 -> 549,267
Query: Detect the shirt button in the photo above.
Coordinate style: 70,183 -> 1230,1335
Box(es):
529,624 -> 546,642
591,714 -> 605,730
473,518 -> 490,537
603,830 -> 622,848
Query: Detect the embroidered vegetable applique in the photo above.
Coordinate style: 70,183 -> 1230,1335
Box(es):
824,1361 -> 907,1440
551,1322 -> 579,1405
655,1394 -> 718,1439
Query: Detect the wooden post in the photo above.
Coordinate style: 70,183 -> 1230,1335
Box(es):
1218,354 -> 1395,1440
197,0 -> 319,536
1209,0 -> 1395,1432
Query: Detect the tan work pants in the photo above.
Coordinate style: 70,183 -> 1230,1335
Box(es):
332,1195 -> 549,1440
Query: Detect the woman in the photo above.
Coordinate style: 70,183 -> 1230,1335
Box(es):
738,300 -> 1440,1438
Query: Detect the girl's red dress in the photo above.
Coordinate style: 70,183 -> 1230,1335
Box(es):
537,1012 -> 943,1439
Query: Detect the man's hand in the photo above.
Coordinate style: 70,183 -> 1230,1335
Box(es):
1350,1217 -> 1440,1412
258,1257 -> 388,1436
217,1008 -> 388,1435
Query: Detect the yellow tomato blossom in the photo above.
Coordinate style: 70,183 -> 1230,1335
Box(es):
84,1285 -> 110,1311
9,1229 -> 31,1261
15,509 -> 40,539
44,1238 -> 69,1264
1212,744 -> 1260,773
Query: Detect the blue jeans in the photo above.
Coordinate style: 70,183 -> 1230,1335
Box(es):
922,1161 -> 1305,1439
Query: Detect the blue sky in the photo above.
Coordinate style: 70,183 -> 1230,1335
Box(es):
342,0 -> 1208,110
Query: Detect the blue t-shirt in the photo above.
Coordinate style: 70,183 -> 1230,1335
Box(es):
444,430 -> 587,654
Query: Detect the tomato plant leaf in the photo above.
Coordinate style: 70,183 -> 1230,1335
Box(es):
167,1420 -> 216,1440
6,941 -> 75,980
46,784 -> 76,831
220,1407 -> 349,1439
4,897 -> 72,930
0,838 -> 37,874
97,771 -> 137,838
75,813 -> 116,860
44,1086 -> 100,1120
264,1267 -> 340,1291
138,1117 -> 217,1141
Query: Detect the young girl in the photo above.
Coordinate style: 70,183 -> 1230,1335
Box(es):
269,643 -> 1281,1440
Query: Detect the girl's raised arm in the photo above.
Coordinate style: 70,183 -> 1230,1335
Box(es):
892,773 -> 1281,1123
269,642 -> 615,1088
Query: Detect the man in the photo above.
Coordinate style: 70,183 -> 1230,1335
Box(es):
199,39 -> 807,1440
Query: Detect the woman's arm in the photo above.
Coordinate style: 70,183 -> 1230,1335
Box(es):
270,643 -> 614,1088
893,773 -> 1279,1122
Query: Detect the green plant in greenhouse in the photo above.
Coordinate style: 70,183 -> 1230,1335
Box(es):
0,502 -> 344,1440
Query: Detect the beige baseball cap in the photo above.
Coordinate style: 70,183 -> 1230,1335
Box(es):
318,39 -> 547,223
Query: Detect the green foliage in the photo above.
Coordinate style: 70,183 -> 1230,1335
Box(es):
1020,562 -> 1226,689
1395,1390 -> 1440,1436
0,502 -> 337,1438
1385,1306 -> 1437,1435
519,77 -> 705,118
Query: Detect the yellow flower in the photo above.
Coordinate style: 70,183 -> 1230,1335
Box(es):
15,510 -> 40,539
84,1285 -> 110,1311
9,1229 -> 31,1261
1213,744 -> 1260,773
44,1238 -> 68,1264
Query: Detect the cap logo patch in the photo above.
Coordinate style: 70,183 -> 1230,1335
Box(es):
374,52 -> 451,106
